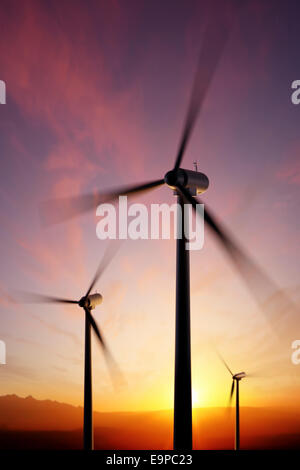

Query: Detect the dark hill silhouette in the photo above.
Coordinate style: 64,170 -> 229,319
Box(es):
0,395 -> 299,449
0,394 -> 83,431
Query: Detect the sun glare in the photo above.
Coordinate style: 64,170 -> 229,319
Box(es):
192,388 -> 199,407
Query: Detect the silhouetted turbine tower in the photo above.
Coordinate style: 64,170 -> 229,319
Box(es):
219,354 -> 247,451
39,13 -> 296,451
18,243 -> 121,450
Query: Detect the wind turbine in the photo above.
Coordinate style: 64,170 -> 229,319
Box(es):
219,355 -> 247,451
17,243 -> 121,451
39,14 -> 296,451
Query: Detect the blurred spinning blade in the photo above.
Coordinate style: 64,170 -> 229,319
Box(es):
84,307 -> 124,389
229,380 -> 235,407
40,179 -> 164,226
177,184 -> 299,330
173,8 -> 230,171
14,241 -> 123,384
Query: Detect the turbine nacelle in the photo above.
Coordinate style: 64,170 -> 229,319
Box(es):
233,372 -> 246,381
79,293 -> 103,310
164,168 -> 209,194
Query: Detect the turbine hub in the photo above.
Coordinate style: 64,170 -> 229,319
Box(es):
164,169 -> 186,189
78,293 -> 103,310
233,372 -> 246,380
79,296 -> 89,308
164,168 -> 209,194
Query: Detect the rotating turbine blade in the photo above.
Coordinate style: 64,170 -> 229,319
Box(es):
217,352 -> 233,376
85,241 -> 122,298
85,308 -> 123,388
177,184 -> 298,328
40,179 -> 164,226
15,291 -> 78,305
229,380 -> 235,405
173,14 -> 230,171
85,308 -> 108,351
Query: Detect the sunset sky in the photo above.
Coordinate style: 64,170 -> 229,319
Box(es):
0,0 -> 300,423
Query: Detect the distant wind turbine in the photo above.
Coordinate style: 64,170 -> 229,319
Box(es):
219,354 -> 247,451
16,242 -> 122,451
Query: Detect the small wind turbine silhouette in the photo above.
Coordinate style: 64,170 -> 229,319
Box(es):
17,242 -> 121,450
219,354 -> 247,451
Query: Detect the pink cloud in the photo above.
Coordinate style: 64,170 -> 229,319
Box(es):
0,0 -> 149,191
